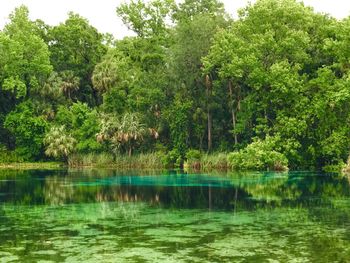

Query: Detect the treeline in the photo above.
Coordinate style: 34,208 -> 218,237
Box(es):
1,0 -> 350,171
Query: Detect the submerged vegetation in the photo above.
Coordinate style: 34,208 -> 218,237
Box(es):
0,0 -> 350,171
1,169 -> 350,261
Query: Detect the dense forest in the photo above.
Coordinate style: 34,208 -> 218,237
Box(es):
1,0 -> 350,171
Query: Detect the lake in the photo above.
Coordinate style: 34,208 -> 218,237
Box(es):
0,169 -> 350,262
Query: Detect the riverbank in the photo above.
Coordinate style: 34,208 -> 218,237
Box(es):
0,153 -> 229,170
0,151 -> 287,172
0,162 -> 63,170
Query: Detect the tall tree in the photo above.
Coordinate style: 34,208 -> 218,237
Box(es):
0,6 -> 52,100
0,6 -> 52,149
48,12 -> 106,105
171,10 -> 227,151
117,0 -> 175,38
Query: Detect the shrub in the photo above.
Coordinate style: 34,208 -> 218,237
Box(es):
162,149 -> 182,168
184,149 -> 202,169
228,136 -> 288,171
186,149 -> 201,161
4,101 -> 48,160
0,145 -> 24,163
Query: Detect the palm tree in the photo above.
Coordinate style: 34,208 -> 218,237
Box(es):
114,112 -> 146,156
44,125 -> 76,163
60,70 -> 80,100
92,57 -> 118,93
96,113 -> 146,157
41,72 -> 63,100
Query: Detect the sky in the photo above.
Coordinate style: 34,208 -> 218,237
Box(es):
0,0 -> 349,39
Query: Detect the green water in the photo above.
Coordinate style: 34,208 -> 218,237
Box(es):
0,170 -> 350,262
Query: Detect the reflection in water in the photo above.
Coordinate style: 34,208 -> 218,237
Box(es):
0,169 -> 350,262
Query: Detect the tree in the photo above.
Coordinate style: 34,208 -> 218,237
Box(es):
92,49 -> 131,93
44,126 -> 76,162
203,0 -> 337,167
171,12 -> 227,151
116,0 -> 175,38
165,96 -> 192,157
0,6 -> 52,100
172,0 -> 225,21
4,101 -> 48,160
97,112 -> 147,156
60,70 -> 80,100
55,102 -> 103,153
48,12 -> 106,104
0,6 -> 52,150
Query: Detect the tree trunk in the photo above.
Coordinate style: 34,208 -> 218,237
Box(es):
229,80 -> 238,145
128,146 -> 132,157
206,75 -> 212,152
207,109 -> 212,152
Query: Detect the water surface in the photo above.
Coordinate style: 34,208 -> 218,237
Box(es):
0,169 -> 350,262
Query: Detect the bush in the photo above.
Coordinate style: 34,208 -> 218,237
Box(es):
162,149 -> 182,168
184,149 -> 202,169
0,145 -> 24,163
228,136 -> 288,171
186,149 -> 201,161
4,101 -> 48,160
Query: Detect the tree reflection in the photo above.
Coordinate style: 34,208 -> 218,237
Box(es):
0,169 -> 350,214
44,176 -> 74,205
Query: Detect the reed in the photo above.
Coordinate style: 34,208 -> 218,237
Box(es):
68,152 -> 164,169
184,152 -> 229,170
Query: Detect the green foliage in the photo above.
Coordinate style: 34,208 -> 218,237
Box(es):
186,149 -> 201,161
0,6 -> 52,100
228,137 -> 288,171
4,102 -> 48,160
92,49 -> 131,93
116,0 -> 175,38
165,97 -> 192,157
172,0 -> 225,21
162,148 -> 182,168
44,126 -> 76,161
1,1 -> 350,171
55,102 -> 102,153
0,145 -> 24,163
48,12 -> 106,104
97,112 -> 148,156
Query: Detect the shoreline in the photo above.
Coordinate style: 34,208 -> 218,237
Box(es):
0,162 -> 64,170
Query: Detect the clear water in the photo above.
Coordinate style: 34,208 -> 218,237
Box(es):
0,169 -> 350,262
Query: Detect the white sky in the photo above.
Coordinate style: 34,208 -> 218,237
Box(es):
0,0 -> 349,39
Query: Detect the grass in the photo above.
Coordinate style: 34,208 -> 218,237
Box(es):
200,153 -> 229,170
0,152 -> 228,171
68,152 -> 165,169
184,152 -> 229,171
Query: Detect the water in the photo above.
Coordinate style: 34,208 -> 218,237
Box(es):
0,169 -> 350,262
